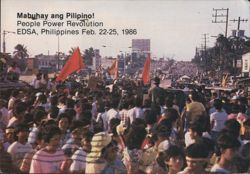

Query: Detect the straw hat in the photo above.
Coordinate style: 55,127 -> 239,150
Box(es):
86,132 -> 112,162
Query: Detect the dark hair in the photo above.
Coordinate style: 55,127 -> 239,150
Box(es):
196,137 -> 215,153
43,125 -> 61,143
33,109 -> 47,125
216,131 -> 241,156
213,99 -> 223,110
190,91 -> 199,101
13,102 -> 27,116
48,106 -> 59,119
224,119 -> 241,138
57,112 -> 70,123
11,90 -> 19,97
109,118 -> 121,136
50,96 -> 58,106
163,108 -> 179,123
186,143 -> 209,159
156,125 -> 172,138
144,109 -> 157,125
66,98 -> 75,108
189,122 -> 203,137
125,120 -> 147,149
37,94 -> 47,104
82,130 -> 94,142
165,98 -> 173,108
58,96 -> 67,105
157,145 -> 184,171
14,123 -> 29,141
239,104 -> 247,113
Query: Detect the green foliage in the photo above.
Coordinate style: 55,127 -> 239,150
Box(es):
84,47 -> 94,66
192,34 -> 250,75
13,44 -> 29,72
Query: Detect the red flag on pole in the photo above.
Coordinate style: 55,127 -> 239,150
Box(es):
142,54 -> 151,85
108,59 -> 118,80
56,47 -> 84,81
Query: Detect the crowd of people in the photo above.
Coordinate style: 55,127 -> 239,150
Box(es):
0,73 -> 250,174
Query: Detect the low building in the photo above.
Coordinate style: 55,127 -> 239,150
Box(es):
242,52 -> 250,77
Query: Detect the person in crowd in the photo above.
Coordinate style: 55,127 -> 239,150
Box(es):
85,131 -> 127,174
30,125 -> 68,173
0,99 -> 9,128
3,127 -> 15,150
123,119 -> 147,174
210,99 -> 228,141
57,113 -> 71,147
20,130 -> 46,173
0,138 -> 19,174
8,90 -> 20,110
7,62 -> 21,81
28,109 -> 47,148
186,91 -> 207,129
210,131 -> 241,174
178,143 -> 210,174
30,72 -> 43,90
8,101 -> 27,127
106,98 -> 120,131
58,96 -> 68,114
185,122 -> 203,147
148,77 -> 165,108
70,130 -> 94,173
7,124 -> 33,170
147,145 -> 185,174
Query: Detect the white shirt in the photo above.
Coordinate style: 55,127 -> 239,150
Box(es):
96,112 -> 108,131
0,107 -> 9,127
210,111 -> 228,132
70,148 -> 87,172
106,108 -> 120,130
127,107 -> 144,124
210,163 -> 231,174
185,131 -> 212,147
7,141 -> 33,168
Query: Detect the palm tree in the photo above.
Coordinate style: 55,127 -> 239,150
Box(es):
13,44 -> 29,72
13,44 -> 29,59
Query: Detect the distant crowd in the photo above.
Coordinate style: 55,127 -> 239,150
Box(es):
0,73 -> 250,174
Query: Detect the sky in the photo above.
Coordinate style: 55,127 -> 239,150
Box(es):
1,0 -> 250,61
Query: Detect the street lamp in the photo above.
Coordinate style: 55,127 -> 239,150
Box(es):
2,30 -> 15,53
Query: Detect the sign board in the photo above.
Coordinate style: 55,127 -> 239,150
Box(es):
236,59 -> 242,68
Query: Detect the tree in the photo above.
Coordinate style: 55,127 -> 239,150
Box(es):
13,44 -> 29,72
84,47 -> 94,66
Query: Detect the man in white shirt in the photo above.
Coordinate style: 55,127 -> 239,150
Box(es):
7,124 -> 33,169
210,99 -> 228,141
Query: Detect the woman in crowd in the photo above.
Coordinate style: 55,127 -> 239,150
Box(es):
29,125 -> 69,173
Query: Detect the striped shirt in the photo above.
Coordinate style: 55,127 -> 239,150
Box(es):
70,148 -> 87,172
7,141 -> 33,169
30,149 -> 66,173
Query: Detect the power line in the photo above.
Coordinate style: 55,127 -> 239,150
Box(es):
230,16 -> 248,32
212,8 -> 229,37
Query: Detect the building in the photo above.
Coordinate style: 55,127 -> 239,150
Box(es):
35,54 -> 58,73
132,39 -> 150,53
242,52 -> 250,77
93,49 -> 101,71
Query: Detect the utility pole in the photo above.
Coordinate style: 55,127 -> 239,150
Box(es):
202,34 -> 209,74
230,17 -> 248,79
212,8 -> 229,37
3,30 -> 15,53
230,16 -> 248,36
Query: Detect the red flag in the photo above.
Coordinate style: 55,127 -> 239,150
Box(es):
108,59 -> 118,79
142,54 -> 151,85
56,47 -> 84,81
